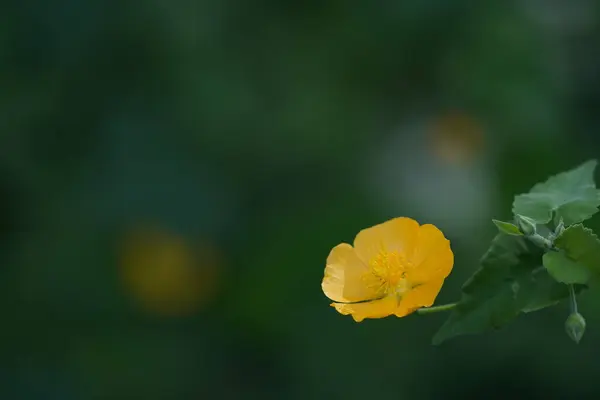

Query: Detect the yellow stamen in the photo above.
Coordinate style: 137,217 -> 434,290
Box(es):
363,250 -> 413,298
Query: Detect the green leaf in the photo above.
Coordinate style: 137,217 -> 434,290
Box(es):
543,251 -> 591,284
553,224 -> 600,279
520,268 -> 575,313
433,234 -> 580,345
492,219 -> 523,236
512,160 -> 600,226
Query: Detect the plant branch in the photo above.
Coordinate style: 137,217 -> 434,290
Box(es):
416,303 -> 457,315
569,284 -> 578,314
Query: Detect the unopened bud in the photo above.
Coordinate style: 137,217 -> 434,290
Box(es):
516,214 -> 537,236
565,312 -> 586,344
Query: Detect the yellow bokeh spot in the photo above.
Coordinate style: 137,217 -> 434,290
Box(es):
119,226 -> 222,317
428,111 -> 484,165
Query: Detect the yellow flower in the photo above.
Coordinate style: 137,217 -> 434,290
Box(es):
321,217 -> 454,322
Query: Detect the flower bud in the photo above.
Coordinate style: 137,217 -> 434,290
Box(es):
565,312 -> 586,344
515,214 -> 537,236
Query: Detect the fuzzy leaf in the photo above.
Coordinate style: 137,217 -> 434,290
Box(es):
433,234 -> 581,345
543,251 -> 591,285
492,219 -> 523,236
512,160 -> 600,226
552,224 -> 600,282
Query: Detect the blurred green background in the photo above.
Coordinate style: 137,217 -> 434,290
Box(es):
3,1 -> 600,399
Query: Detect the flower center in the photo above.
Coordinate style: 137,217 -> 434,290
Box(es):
364,250 -> 412,297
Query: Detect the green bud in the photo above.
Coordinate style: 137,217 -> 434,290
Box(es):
515,214 -> 537,236
565,312 -> 586,344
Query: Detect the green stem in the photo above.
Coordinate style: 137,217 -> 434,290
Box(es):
527,233 -> 557,251
569,284 -> 578,314
416,302 -> 457,315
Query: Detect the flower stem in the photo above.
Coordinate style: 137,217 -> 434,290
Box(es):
416,303 -> 457,315
569,284 -> 578,314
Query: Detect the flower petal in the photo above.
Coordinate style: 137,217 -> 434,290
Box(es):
395,278 -> 445,317
322,243 -> 378,303
331,295 -> 398,322
353,217 -> 420,264
407,224 -> 453,284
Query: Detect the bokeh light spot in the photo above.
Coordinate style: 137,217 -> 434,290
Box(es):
119,226 -> 222,317
428,111 -> 485,165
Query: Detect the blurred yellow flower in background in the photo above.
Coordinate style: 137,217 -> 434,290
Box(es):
119,226 -> 222,317
428,111 -> 484,165
321,217 -> 453,322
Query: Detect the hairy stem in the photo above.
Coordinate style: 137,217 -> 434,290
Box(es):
569,284 -> 578,314
416,302 -> 457,315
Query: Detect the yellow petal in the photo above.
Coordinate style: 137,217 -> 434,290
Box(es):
407,224 -> 453,284
331,295 -> 398,322
353,217 -> 419,264
395,278 -> 445,317
322,243 -> 378,303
